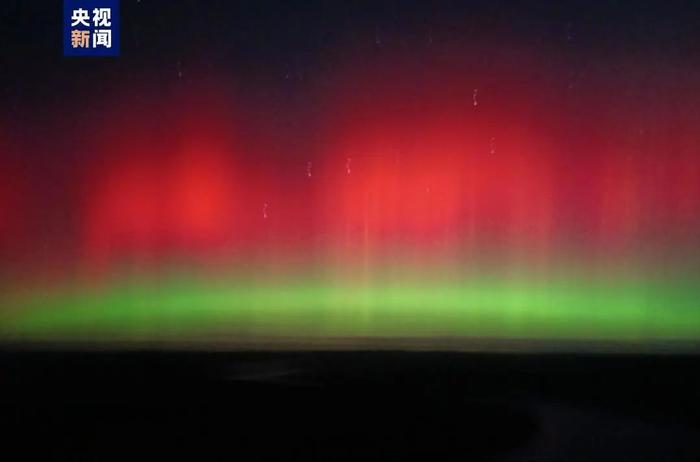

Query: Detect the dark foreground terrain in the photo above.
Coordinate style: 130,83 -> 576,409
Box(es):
2,349 -> 700,460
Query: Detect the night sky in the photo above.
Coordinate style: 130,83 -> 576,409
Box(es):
1,1 -> 700,347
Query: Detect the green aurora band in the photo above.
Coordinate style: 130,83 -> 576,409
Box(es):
2,262 -> 700,349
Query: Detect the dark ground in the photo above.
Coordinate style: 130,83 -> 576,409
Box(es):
2,350 -> 700,460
